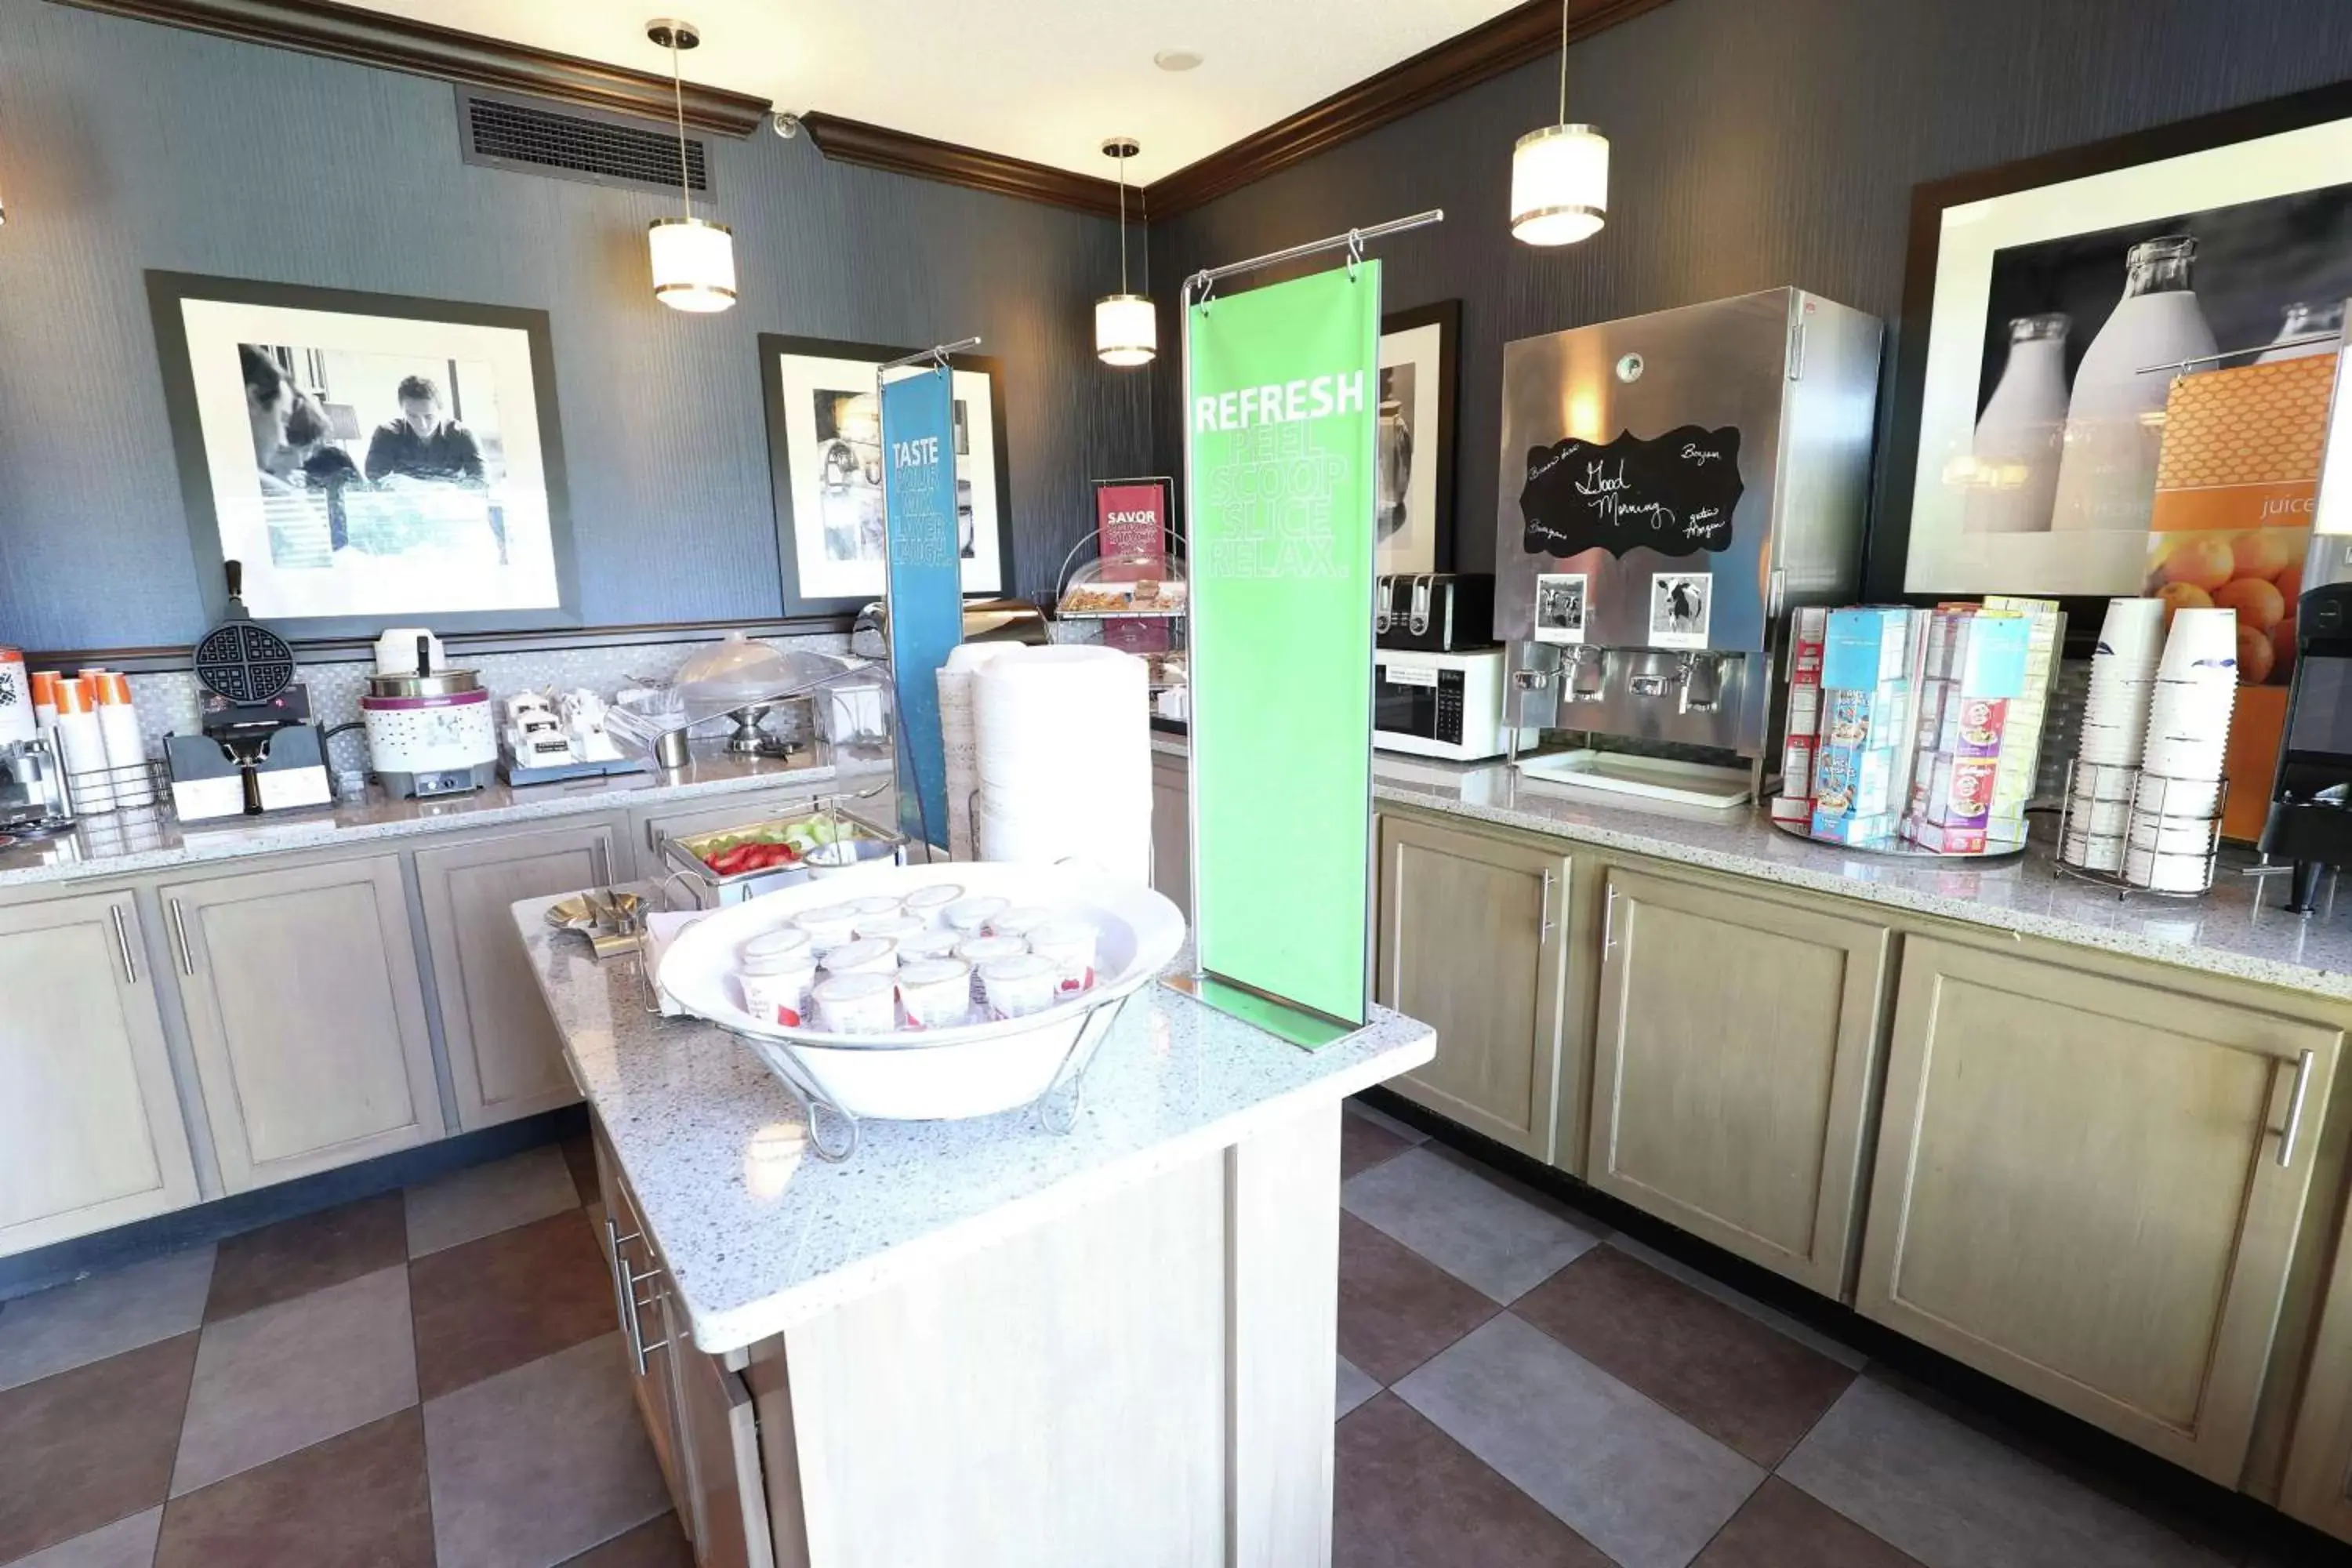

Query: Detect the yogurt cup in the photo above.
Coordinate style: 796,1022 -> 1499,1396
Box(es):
739,956 -> 816,1029
822,936 -> 899,976
897,927 -> 965,962
1028,920 -> 1098,995
815,971 -> 898,1034
791,903 -> 861,955
855,913 -> 928,944
898,957 -> 973,1029
989,905 -> 1055,942
848,895 -> 904,919
979,952 -> 1058,1020
739,927 -> 811,969
956,935 -> 1028,1004
902,884 -> 964,927
943,895 -> 1010,938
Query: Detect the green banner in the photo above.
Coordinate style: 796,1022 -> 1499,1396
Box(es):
1185,260 -> 1379,1029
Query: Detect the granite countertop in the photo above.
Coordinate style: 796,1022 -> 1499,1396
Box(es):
1153,735 -> 2352,1004
511,890 -> 1434,1352
0,750 -> 891,891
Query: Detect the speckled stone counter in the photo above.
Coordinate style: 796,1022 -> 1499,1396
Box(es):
1154,734 -> 2352,1004
0,749 -> 889,891
512,891 -> 1435,1352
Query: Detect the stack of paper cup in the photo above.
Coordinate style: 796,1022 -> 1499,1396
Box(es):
2126,607 -> 2237,893
936,641 -> 1018,862
2062,597 -> 2164,872
973,644 -> 1152,885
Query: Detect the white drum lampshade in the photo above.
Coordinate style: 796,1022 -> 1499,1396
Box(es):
1510,123 -> 1608,246
1095,293 -> 1157,367
649,216 -> 737,313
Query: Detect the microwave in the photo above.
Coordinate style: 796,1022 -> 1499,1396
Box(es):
1373,648 -> 1530,762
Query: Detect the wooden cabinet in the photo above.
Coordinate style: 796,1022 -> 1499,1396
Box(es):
1374,814 -> 1570,1159
2283,1182 -> 2352,1541
1857,937 -> 2340,1483
416,821 -> 618,1130
1588,866 -> 1889,1296
1150,751 -> 1190,921
0,891 -> 200,1255
596,1119 -> 775,1567
162,855 -> 444,1193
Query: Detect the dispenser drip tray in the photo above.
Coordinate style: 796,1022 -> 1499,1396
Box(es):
1514,749 -> 1753,813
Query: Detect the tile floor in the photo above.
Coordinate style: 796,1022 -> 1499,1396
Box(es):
0,1106 -> 2319,1566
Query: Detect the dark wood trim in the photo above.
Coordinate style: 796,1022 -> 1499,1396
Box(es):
50,0 -> 773,136
1144,0 -> 1671,216
800,113 -> 1126,217
27,612 -> 858,675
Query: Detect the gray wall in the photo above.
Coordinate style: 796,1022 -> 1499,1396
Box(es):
0,0 -> 1150,652
1148,0 -> 2352,577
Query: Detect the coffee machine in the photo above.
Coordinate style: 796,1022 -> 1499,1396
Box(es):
1496,289 -> 1882,797
2259,539 -> 2352,912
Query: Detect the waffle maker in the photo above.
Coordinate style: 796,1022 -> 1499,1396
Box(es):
164,561 -> 332,820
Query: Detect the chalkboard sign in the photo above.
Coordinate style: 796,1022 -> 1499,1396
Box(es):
1519,425 -> 1744,561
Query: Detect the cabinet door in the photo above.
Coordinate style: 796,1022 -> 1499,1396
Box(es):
0,891 -> 200,1255
1149,753 -> 1190,921
1374,815 -> 1569,1158
163,855 -> 444,1192
670,1306 -> 777,1568
1857,937 -> 2339,1483
1588,867 -> 1889,1296
416,821 -> 617,1130
596,1122 -> 694,1530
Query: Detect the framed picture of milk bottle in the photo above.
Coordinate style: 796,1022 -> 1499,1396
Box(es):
1876,81 -> 2352,605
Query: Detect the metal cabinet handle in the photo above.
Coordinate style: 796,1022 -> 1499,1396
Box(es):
591,836 -> 610,889
167,898 -> 196,976
108,904 -> 138,985
2278,1049 -> 2318,1169
604,1218 -> 672,1374
1538,869 -> 1557,943
1602,884 -> 1620,957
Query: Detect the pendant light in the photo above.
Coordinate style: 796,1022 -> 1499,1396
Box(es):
1095,137 -> 1156,367
647,17 -> 737,312
1510,0 -> 1607,246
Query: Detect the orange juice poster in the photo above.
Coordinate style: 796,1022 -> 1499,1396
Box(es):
2146,354 -> 2334,840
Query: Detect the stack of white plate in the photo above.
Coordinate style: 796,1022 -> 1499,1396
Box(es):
2062,597 -> 2164,873
973,644 -> 1152,885
2126,607 -> 2238,894
936,642 -> 1018,862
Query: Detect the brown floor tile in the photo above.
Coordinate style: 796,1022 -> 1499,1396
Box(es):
1692,1476 -> 1924,1566
560,1128 -> 601,1207
1338,1213 -> 1501,1386
0,1332 -> 197,1562
154,1407 -> 432,1568
205,1192 -> 407,1323
1335,1392 -> 1612,1568
1341,1112 -> 1414,1178
560,1512 -> 695,1566
409,1208 -> 617,1400
1514,1246 -> 1855,1467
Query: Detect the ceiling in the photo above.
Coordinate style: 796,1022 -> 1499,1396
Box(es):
345,0 -> 1526,184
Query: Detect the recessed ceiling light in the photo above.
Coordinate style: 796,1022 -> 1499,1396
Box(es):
1154,48 -> 1203,71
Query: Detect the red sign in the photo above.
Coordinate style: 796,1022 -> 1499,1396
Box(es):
1094,479 -> 1171,578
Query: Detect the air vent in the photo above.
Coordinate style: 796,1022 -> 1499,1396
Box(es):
457,89 -> 713,197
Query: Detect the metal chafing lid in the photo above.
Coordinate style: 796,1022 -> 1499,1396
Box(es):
365,669 -> 482,699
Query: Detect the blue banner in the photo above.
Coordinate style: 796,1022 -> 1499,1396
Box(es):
880,366 -> 962,849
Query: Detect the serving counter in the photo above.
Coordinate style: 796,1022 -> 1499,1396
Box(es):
511,891 -> 1433,1567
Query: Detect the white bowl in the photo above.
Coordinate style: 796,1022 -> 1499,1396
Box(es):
658,861 -> 1185,1121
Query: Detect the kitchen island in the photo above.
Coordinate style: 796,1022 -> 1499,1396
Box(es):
511,891 -> 1434,1568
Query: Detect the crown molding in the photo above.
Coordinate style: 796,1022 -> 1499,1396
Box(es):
1144,0 -> 1670,216
50,0 -> 775,136
800,113 -> 1128,218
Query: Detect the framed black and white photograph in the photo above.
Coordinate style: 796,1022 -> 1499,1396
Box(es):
1649,571 -> 1711,649
148,272 -> 576,635
759,334 -> 1013,617
1533,572 -> 1587,644
1376,300 -> 1461,577
1877,82 -> 2352,605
